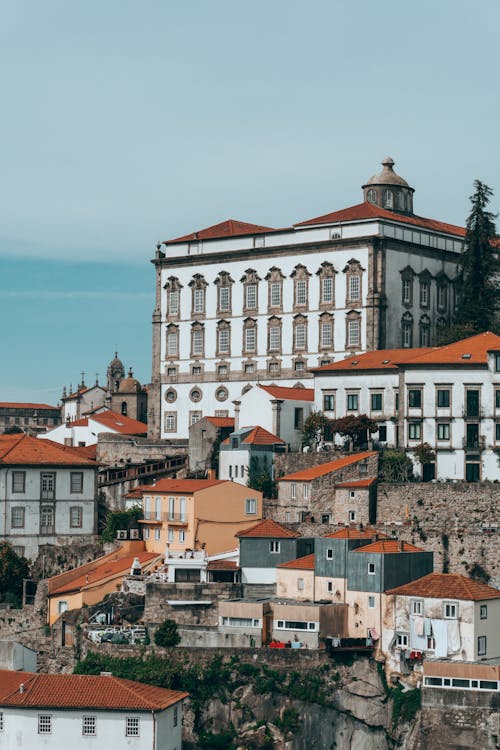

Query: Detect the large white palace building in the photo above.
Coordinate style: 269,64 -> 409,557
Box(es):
149,158 -> 466,439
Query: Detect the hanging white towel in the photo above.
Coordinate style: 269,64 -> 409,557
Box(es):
431,619 -> 448,658
414,616 -> 424,636
410,616 -> 427,650
447,619 -> 461,654
424,618 -> 432,637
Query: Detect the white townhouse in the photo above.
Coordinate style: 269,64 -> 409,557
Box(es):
0,670 -> 187,750
39,409 -> 147,447
149,157 -> 465,439
312,331 -> 500,481
0,434 -> 97,560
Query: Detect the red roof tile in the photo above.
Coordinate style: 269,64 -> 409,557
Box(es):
0,670 -> 187,710
139,478 -> 225,494
0,435 -> 96,466
258,384 -> 314,402
325,527 -> 387,539
91,410 -> 148,435
354,540 -> 424,554
49,552 -> 160,595
335,478 -> 377,488
278,451 -> 376,482
124,487 -> 143,499
311,348 -> 431,372
278,554 -> 315,570
206,560 -> 240,570
400,331 -> 500,366
294,201 -> 466,238
165,219 -> 276,244
0,402 -> 58,411
242,426 -> 285,445
68,417 -> 89,427
205,416 -> 235,428
386,573 -> 500,600
236,518 -> 300,538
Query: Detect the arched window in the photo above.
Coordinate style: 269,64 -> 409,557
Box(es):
121,401 -> 128,416
383,189 -> 393,209
367,188 -> 377,204
402,312 -> 413,348
419,315 -> 431,347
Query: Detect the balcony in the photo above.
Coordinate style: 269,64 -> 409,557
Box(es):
141,512 -> 188,525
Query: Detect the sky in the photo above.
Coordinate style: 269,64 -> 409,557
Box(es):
1,0 -> 500,402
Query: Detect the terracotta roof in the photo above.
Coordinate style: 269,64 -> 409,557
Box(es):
205,416 -> 235,428
294,201 -> 466,238
165,218 -> 276,244
49,552 -> 160,596
335,478 -> 377,488
354,540 -> 424,554
242,426 -> 286,446
278,553 -> 315,570
0,670 -> 187,710
235,518 -> 300,538
325,527 -> 387,539
91,410 -> 148,435
400,331 -> 500,366
0,435 -> 96,466
124,487 -> 143,499
67,417 -> 89,427
206,560 -> 240,570
69,444 -> 97,460
258,384 -> 314,402
386,573 -> 500,600
311,348 -> 431,372
139,478 -> 225,494
0,402 -> 58,411
278,451 -> 376,482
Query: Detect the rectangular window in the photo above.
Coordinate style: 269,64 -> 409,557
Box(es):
179,497 -> 186,522
495,354 -> 500,372
193,288 -> 205,313
347,319 -> 360,347
0,710 -> 3,731
327,581 -> 333,593
168,289 -> 179,316
323,393 -> 335,412
82,715 -> 96,736
11,506 -> 25,529
70,507 -> 82,528
143,528 -> 150,540
480,604 -> 488,620
192,328 -> 204,356
326,548 -> 333,560
297,577 -> 305,590
270,282 -> 281,307
245,326 -> 256,352
437,389 -> 450,408
270,540 -> 280,553
402,279 -> 411,304
12,546 -> 24,557
269,326 -> 281,351
155,528 -> 161,540
296,279 -> 307,305
294,408 -> 304,430
303,483 -> 309,499
420,282 -> 429,307
347,393 -> 359,411
437,422 -> 450,441
167,331 -> 178,356
444,602 -> 457,619
294,323 -> 307,350
245,498 -> 257,515
408,422 -> 421,440
179,530 -> 185,542
168,497 -> 175,520
291,482 -> 296,499
368,596 -> 375,609
368,562 -> 375,575
173,705 -> 178,728
349,510 -> 356,522
70,472 -> 83,493
218,328 -> 230,354
164,413 -> 177,432
38,715 -> 52,734
371,393 -> 383,411
245,284 -> 257,309
321,321 -> 333,348
378,425 -> 387,441
408,389 -> 422,408
12,471 -> 26,493
40,505 -> 54,532
219,286 -> 230,311
322,276 -> 333,303
41,472 -> 55,499
437,284 -> 447,309
168,528 -> 174,542
396,633 -> 408,647
349,275 -> 360,301
58,600 -> 68,614
411,599 -> 423,615
125,717 -> 140,737
477,635 -> 487,656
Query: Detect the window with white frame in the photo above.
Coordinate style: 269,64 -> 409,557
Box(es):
12,471 -> 26,493
155,528 -> 161,541
291,482 -> 296,499
402,312 -> 413,347
193,287 -> 205,314
270,540 -> 280,553
11,506 -> 25,528
276,620 -> 317,631
480,604 -> 488,619
368,595 -> 375,608
411,599 -> 423,615
217,324 -> 230,355
295,279 -> 307,306
166,327 -> 179,357
349,510 -> 356,522
322,276 -> 334,304
478,635 -> 487,656
164,412 -> 177,432
38,715 -> 52,734
368,562 -> 375,575
349,275 -> 360,302
179,530 -> 185,542
420,280 -> 429,307
396,633 -> 408,647
408,422 -> 422,440
268,320 -> 281,352
191,325 -> 204,356
125,717 -> 140,737
320,318 -> 333,349
326,548 -> 333,560
294,322 -> 307,350
270,281 -> 281,307
143,528 -> 150,540
437,422 -> 450,441
58,600 -> 68,614
245,283 -> 257,310
168,528 -> 174,542
168,289 -> 179,316
297,577 -> 305,590
70,506 -> 82,528
402,278 -> 412,305
245,498 -> 257,515
244,321 -> 257,352
327,581 -> 334,593
444,602 -> 458,619
303,483 -> 309,499
82,715 -> 96,736
383,189 -> 393,208
168,497 -> 175,520
347,317 -> 360,347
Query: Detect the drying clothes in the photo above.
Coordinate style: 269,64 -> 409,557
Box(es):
424,618 -> 432,637
410,616 -> 427,651
414,616 -> 424,636
447,619 -> 461,654
431,618 -> 448,658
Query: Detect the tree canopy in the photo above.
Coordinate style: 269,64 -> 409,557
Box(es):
302,411 -> 332,450
330,414 -> 377,448
0,542 -> 30,607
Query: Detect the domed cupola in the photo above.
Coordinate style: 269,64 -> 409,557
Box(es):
362,157 -> 415,214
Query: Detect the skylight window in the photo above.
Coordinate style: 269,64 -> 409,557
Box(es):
351,360 -> 359,365
462,353 -> 471,359
382,359 -> 390,364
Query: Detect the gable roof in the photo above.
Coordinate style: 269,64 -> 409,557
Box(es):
335,478 -> 377,488
277,553 -> 315,570
258,384 -> 314,402
235,518 -> 300,539
0,670 -> 187,711
325,527 -> 387,539
354,540 -> 424,554
0,402 -> 58,411
49,552 -> 160,596
139,478 -> 225,494
242,426 -> 286,446
0,435 -> 96,466
90,410 -> 148,435
205,416 -> 235,428
311,348 -> 431,373
294,201 -> 466,238
165,218 -> 276,244
278,451 -> 376,482
385,572 -> 500,600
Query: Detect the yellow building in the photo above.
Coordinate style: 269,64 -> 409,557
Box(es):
139,479 -> 262,556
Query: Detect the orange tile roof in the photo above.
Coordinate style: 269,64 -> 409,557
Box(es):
139,478 -> 225,494
235,518 -> 300,538
205,416 -> 235,428
294,201 -> 466,238
206,560 -> 240,570
258,384 -> 314,402
325,527 -> 387,539
0,435 -> 96,466
124,487 -> 143,499
335,478 -> 377,488
278,451 -> 376,482
0,670 -> 187,710
386,573 -> 500,600
0,402 -> 58,410
354,540 -> 424,554
49,552 -> 160,595
68,417 -> 89,427
401,331 -> 500,366
278,553 -> 315,570
91,410 -> 148,435
165,218 -> 276,244
311,348 -> 431,372
242,426 -> 285,445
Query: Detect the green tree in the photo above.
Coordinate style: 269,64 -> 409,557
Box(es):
379,450 -> 414,482
330,414 -> 377,448
101,506 -> 143,543
0,542 -> 30,607
454,181 -> 499,333
154,619 -> 181,648
247,456 -> 277,498
302,411 -> 332,449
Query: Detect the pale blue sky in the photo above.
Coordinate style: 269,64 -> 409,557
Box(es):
1,1 -> 499,401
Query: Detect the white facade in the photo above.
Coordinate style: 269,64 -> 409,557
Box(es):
235,385 -> 313,449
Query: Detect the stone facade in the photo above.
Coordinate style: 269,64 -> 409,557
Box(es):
143,581 -> 242,627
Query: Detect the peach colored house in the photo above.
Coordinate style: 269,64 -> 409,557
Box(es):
277,554 -> 315,600
139,479 -> 262,557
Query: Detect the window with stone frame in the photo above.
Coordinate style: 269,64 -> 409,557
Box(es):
243,318 -> 257,354
319,312 -> 334,351
12,471 -> 26,493
241,269 -> 261,313
164,276 -> 182,319
401,266 -> 415,306
265,267 -> 285,312
70,506 -> 83,528
317,261 -> 337,309
383,189 -> 394,209
402,312 -> 413,348
189,274 -> 208,317
164,412 -> 177,432
216,320 -> 231,357
293,314 -> 308,353
191,322 -> 205,358
267,359 -> 281,377
345,310 -> 361,349
291,264 -> 311,311
343,259 -> 364,306
166,323 -> 179,358
11,506 -> 25,528
215,271 -> 234,314
436,274 -> 449,312
419,272 -> 431,309
267,316 -> 282,354
367,188 -> 377,204
419,314 -> 431,347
